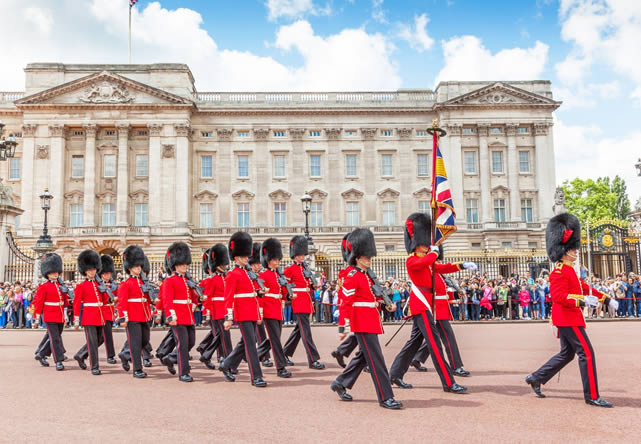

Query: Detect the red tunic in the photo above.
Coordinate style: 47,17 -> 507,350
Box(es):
209,274 -> 226,320
337,265 -> 354,326
550,261 -> 606,328
342,268 -> 383,334
258,268 -> 288,321
33,280 -> 70,324
433,263 -> 463,320
163,274 -> 198,325
406,253 -> 463,316
73,280 -> 108,326
284,262 -> 314,314
200,275 -> 214,318
116,276 -> 153,323
153,281 -> 165,318
101,282 -> 117,322
224,265 -> 261,322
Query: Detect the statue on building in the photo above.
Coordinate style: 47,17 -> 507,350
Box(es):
552,187 -> 566,215
0,178 -> 16,207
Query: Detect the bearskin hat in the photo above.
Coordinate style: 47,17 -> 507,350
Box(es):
77,249 -> 100,276
167,241 -> 192,272
229,231 -> 253,259
100,255 -> 115,276
208,243 -> 230,271
249,242 -> 262,265
404,212 -> 432,254
261,238 -> 283,268
289,235 -> 308,258
201,248 -> 212,275
40,253 -> 62,278
546,213 -> 581,262
341,232 -> 353,263
122,245 -> 145,274
348,228 -> 377,266
143,256 -> 151,276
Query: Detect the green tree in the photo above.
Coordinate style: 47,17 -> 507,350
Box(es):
561,177 -> 618,222
611,175 -> 631,219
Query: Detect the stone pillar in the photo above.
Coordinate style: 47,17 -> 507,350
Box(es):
18,124 -> 37,236
174,123 -> 190,229
48,124 -> 65,228
83,124 -> 97,226
477,123 -> 492,223
116,124 -> 129,226
506,124 -> 521,222
148,123 -> 162,228
535,122 -> 554,222
445,124 -> 464,223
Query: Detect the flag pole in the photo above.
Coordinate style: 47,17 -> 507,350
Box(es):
128,5 -> 132,63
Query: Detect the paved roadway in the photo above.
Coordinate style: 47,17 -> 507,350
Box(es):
1,321 -> 639,443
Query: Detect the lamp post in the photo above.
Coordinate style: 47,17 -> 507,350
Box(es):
301,190 -> 313,245
35,188 -> 54,249
0,121 -> 18,161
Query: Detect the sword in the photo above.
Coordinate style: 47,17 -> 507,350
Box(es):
385,318 -> 409,347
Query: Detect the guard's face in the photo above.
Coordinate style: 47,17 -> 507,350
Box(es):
236,256 -> 248,267
101,272 -> 112,281
415,245 -> 429,255
175,264 -> 188,274
251,263 -> 261,272
294,254 -> 305,263
48,272 -> 59,280
217,265 -> 228,273
130,265 -> 142,276
268,258 -> 280,269
358,256 -> 371,269
86,269 -> 97,279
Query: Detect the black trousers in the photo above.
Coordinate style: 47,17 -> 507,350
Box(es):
198,326 -> 215,353
120,338 -> 153,362
336,333 -> 395,403
283,313 -> 320,364
125,321 -> 151,372
202,319 -> 232,362
389,311 -> 455,389
81,325 -> 103,370
40,322 -> 65,363
35,327 -> 67,358
336,334 -> 358,358
414,320 -> 464,370
172,325 -> 196,376
531,326 -> 600,401
222,320 -> 263,380
102,322 -> 115,358
256,321 -> 267,344
257,318 -> 287,370
156,329 -> 176,358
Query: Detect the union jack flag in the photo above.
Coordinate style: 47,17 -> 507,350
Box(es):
130,0 -> 138,7
431,136 -> 457,246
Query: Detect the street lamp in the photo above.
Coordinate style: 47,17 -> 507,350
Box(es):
0,121 -> 18,161
635,158 -> 641,177
301,190 -> 313,245
36,188 -> 54,248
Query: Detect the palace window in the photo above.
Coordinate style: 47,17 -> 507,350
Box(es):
310,154 -> 321,178
416,130 -> 428,137
528,241 -> 538,248
135,154 -> 148,177
418,200 -> 430,214
462,127 -> 475,134
201,155 -> 213,178
200,203 -> 214,228
346,202 -> 359,226
502,241 -> 513,249
71,156 -> 84,178
273,155 -> 286,178
494,199 -> 506,222
237,131 -> 249,138
104,130 -> 116,136
102,203 -> 115,227
103,154 -> 116,178
309,130 -> 321,137
311,202 -> 323,226
385,245 -> 395,252
135,203 -> 148,226
466,199 -> 479,223
491,151 -> 504,174
517,127 -> 530,134
201,131 -> 214,138
519,151 -> 531,173
464,151 -> 477,174
381,154 -> 393,177
345,130 -> 357,136
345,154 -> 358,177
137,130 -> 148,136
237,155 -> 249,178
237,203 -> 250,227
489,127 -> 502,134
417,153 -> 429,177
70,204 -> 83,227
9,158 -> 20,180
273,130 -> 286,137
471,242 -> 481,249
521,199 -> 533,222
381,129 -> 393,137
385,264 -> 397,279
383,202 -> 396,226
72,130 -> 84,137
274,202 -> 287,227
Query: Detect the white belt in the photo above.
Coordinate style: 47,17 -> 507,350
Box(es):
212,297 -> 224,301
128,298 -> 146,303
264,293 -> 281,299
410,281 -> 433,314
234,293 -> 255,298
434,295 -> 449,300
172,299 -> 190,304
83,303 -> 103,307
293,288 -> 309,292
44,302 -> 63,306
353,302 -> 378,308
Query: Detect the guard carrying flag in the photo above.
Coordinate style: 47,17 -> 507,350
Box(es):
525,213 -> 613,407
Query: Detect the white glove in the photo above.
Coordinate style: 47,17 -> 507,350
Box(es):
462,262 -> 478,271
608,298 -> 619,311
430,245 -> 440,254
584,295 -> 599,307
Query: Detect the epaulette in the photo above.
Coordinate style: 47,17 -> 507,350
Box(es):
553,262 -> 563,273
347,269 -> 357,277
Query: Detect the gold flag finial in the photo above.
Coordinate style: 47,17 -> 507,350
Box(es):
432,119 -> 439,128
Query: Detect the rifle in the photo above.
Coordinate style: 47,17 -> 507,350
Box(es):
140,271 -> 159,302
185,271 -> 205,301
95,274 -> 116,303
245,266 -> 267,293
276,266 -> 295,300
302,262 -> 321,289
57,277 -> 74,302
365,268 -> 394,310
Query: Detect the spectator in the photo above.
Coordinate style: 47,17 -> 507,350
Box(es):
0,287 -> 7,328
519,286 -> 531,320
633,275 -> 641,317
535,279 -> 547,320
322,285 -> 333,324
496,282 -> 508,320
392,284 -> 403,321
509,280 -> 520,320
624,277 -> 634,317
613,275 -> 626,317
468,282 -> 481,321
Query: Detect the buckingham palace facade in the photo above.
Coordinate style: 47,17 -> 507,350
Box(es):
0,63 -> 560,257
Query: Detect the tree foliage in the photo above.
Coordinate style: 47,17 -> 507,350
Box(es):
561,175 -> 630,222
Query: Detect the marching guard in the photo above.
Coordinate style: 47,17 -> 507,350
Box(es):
249,242 -> 272,367
197,248 -> 216,368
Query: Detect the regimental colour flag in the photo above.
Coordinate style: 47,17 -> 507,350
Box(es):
130,0 -> 138,7
431,135 -> 457,246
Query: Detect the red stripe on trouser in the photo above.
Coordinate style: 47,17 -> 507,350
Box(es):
572,326 -> 597,400
220,321 -> 229,356
47,324 -> 58,363
361,334 -> 385,401
297,314 -> 314,362
84,328 -> 94,368
440,322 -> 456,368
238,323 -> 255,380
173,327 -> 183,376
265,320 -> 276,362
126,325 -> 134,368
420,312 -> 452,387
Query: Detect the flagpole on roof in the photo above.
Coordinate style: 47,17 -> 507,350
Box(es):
128,3 -> 132,63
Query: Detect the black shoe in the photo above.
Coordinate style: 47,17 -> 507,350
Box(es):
161,356 -> 176,375
35,355 -> 49,367
411,360 -> 428,372
74,355 -> 87,370
91,369 -> 101,376
585,397 -> 612,408
203,360 -> 216,370
56,362 -> 64,371
330,381 -> 352,401
331,350 -> 346,368
454,367 -> 470,377
252,378 -> 267,387
230,368 -> 239,375
179,374 -> 193,383
380,398 -> 403,409
107,357 -> 117,365
118,353 -> 130,372
277,368 -> 292,378
143,359 -> 152,368
285,357 -> 295,366
262,358 -> 274,367
196,345 -> 205,354
364,366 -> 370,373
525,374 -> 545,398
217,356 -> 224,363
391,377 -> 413,389
444,383 -> 468,394
219,365 -> 236,382
309,361 -> 325,370
133,370 -> 147,378
155,352 -> 165,360
63,355 -> 69,362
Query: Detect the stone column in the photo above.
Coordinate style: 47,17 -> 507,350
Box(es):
116,124 -> 129,226
445,124 -> 464,223
82,124 -> 97,226
148,123 -> 162,228
506,124 -> 521,222
477,123 -> 492,223
534,122 -> 554,222
174,123 -> 190,229
18,124 -> 37,236
48,124 -> 65,228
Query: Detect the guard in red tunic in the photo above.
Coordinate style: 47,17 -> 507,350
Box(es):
282,235 -> 325,369
99,255 -> 118,364
72,250 -> 108,375
248,242 -> 272,368
330,232 -> 358,368
197,248 -> 216,368
163,242 -> 199,382
32,253 -> 69,371
330,229 -> 402,409
256,238 -> 292,378
218,232 -> 266,387
116,245 -> 153,378
526,213 -> 613,407
388,212 -> 472,393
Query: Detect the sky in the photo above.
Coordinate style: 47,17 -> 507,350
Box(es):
2,0 -> 640,206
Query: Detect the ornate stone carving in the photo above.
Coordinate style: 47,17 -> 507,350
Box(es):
36,145 -> 50,159
341,188 -> 364,200
477,123 -> 490,137
105,179 -> 114,191
506,123 -> 518,137
630,218 -> 641,235
635,196 -> 641,212
0,178 -> 16,206
216,128 -> 233,140
309,188 -> 328,199
553,187 -> 566,215
477,93 -> 517,105
289,128 -> 306,139
80,81 -> 134,104
194,190 -> 218,200
116,123 -> 129,137
360,128 -> 377,139
325,128 -> 341,140
268,189 -> 292,200
147,123 -> 162,137
48,124 -> 64,137
83,124 -> 97,137
253,128 -> 270,140
397,128 -> 412,138
377,188 -> 400,199
231,189 -> 255,200
445,124 -> 462,136
174,123 -> 191,137
21,123 -> 37,137
534,122 -> 550,136
413,187 -> 431,198
491,185 -> 509,199
162,144 -> 175,159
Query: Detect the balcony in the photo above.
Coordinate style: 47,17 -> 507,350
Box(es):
52,226 -> 150,236
0,92 -> 24,104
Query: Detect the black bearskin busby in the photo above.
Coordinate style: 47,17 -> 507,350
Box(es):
77,249 -> 100,276
546,213 -> 581,262
202,248 -> 212,275
40,253 -> 62,278
100,255 -> 115,276
229,231 -> 253,259
208,243 -> 230,271
167,241 -> 192,272
249,242 -> 262,265
341,232 -> 353,263
404,212 -> 432,254
289,235 -> 308,259
143,256 -> 151,276
348,228 -> 377,266
261,238 -> 283,268
122,245 -> 145,274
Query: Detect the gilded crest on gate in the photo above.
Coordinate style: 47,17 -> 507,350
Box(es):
598,228 -> 616,251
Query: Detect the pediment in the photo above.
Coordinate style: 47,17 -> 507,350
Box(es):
232,189 -> 255,200
268,189 -> 292,200
15,71 -> 193,107
309,188 -> 328,199
129,189 -> 148,199
194,190 -> 218,200
442,82 -> 560,108
63,190 -> 83,199
377,187 -> 400,199
413,187 -> 431,198
341,188 -> 364,200
488,140 -> 506,147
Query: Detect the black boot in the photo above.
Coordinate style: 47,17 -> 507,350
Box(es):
143,359 -> 152,368
179,374 -> 193,383
391,378 -> 413,389
55,362 -> 64,371
444,383 -> 467,394
133,370 -> 147,378
585,398 -> 612,408
261,358 -> 274,367
107,357 -> 117,365
454,367 -> 470,377
277,368 -> 292,378
74,355 -> 87,370
251,378 -> 267,387
331,350 -> 346,368
91,369 -> 101,375
218,364 -> 235,382
330,381 -> 352,401
309,361 -> 325,370
525,374 -> 545,398
118,352 -> 130,372
35,354 -> 49,367
161,356 -> 176,375
285,357 -> 295,366
411,360 -> 428,372
380,398 -> 403,409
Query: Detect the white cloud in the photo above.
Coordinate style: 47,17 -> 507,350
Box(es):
265,0 -> 331,21
553,81 -> 620,109
372,0 -> 386,24
399,13 -> 434,52
23,6 -> 53,34
434,36 -> 548,85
